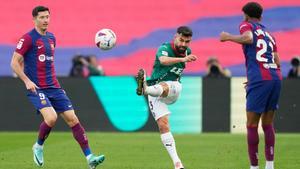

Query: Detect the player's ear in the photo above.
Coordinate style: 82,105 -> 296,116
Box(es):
243,14 -> 249,21
174,33 -> 180,40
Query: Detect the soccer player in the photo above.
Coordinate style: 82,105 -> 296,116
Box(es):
10,6 -> 104,169
136,26 -> 197,169
220,2 -> 282,169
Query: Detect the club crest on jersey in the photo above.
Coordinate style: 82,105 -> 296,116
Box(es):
38,54 -> 46,62
38,54 -> 54,62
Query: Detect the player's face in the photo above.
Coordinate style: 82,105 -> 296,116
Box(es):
174,34 -> 192,54
34,11 -> 50,32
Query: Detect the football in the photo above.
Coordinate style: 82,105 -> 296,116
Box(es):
95,28 -> 117,50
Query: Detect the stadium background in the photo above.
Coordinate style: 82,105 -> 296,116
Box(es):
1,0 -> 300,76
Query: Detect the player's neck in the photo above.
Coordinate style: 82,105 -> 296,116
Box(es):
247,18 -> 260,23
35,27 -> 47,36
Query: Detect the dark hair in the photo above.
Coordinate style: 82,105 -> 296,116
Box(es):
32,6 -> 50,17
177,26 -> 193,37
242,2 -> 263,19
291,57 -> 300,67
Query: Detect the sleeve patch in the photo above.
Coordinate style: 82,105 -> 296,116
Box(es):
16,39 -> 25,50
162,51 -> 168,56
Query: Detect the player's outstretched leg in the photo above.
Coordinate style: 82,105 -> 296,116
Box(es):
71,123 -> 105,168
136,68 -> 146,95
32,121 -> 53,167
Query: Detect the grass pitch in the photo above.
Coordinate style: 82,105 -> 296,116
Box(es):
0,132 -> 299,169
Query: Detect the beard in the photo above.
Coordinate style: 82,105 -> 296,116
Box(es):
175,45 -> 187,54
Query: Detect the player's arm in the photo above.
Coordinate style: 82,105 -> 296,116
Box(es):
219,31 -> 253,44
273,52 -> 281,68
11,52 -> 38,93
159,55 -> 197,65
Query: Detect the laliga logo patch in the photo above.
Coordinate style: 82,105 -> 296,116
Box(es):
39,54 -> 46,62
162,51 -> 168,56
41,100 -> 47,105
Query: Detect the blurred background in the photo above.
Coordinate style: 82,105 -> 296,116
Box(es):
0,0 -> 299,133
1,0 -> 300,77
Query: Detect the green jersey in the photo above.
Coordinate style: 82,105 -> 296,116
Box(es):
147,42 -> 191,85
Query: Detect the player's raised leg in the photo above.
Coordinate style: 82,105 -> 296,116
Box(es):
136,69 -> 164,97
33,107 -> 57,167
157,116 -> 184,169
262,111 -> 276,169
60,110 -> 105,169
247,112 -> 261,169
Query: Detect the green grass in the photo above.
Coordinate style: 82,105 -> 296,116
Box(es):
0,132 -> 299,169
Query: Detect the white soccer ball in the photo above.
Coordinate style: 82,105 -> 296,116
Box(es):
95,28 -> 117,50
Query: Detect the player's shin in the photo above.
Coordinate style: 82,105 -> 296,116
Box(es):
161,132 -> 181,165
37,121 -> 52,145
145,84 -> 163,97
71,123 -> 92,158
247,125 -> 259,167
262,124 -> 275,169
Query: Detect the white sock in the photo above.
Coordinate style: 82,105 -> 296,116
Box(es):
265,161 -> 274,169
145,84 -> 163,97
250,166 -> 259,169
34,142 -> 43,148
161,132 -> 180,164
86,154 -> 92,160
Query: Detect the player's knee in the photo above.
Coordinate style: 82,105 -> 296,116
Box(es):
45,116 -> 57,127
67,116 -> 79,127
159,82 -> 169,97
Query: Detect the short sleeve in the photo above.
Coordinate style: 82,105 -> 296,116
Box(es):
15,34 -> 32,56
156,45 -> 169,58
273,39 -> 278,52
48,32 -> 56,47
271,35 -> 278,52
239,22 -> 252,34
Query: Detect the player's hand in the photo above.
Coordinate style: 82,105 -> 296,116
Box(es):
220,31 -> 230,42
25,80 -> 39,94
184,54 -> 198,62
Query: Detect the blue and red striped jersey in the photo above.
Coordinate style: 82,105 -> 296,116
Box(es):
15,29 -> 60,89
239,21 -> 282,84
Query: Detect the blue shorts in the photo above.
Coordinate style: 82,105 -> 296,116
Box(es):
246,80 -> 281,114
27,88 -> 73,114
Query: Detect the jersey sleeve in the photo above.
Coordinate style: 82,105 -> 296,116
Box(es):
15,34 -> 32,56
49,33 -> 56,47
239,22 -> 252,34
156,45 -> 169,58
